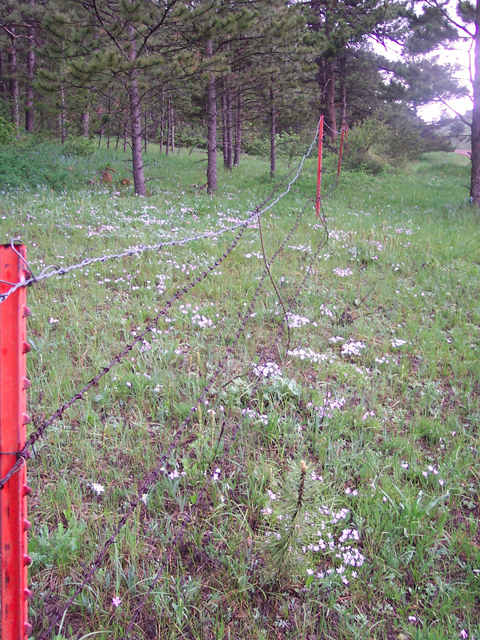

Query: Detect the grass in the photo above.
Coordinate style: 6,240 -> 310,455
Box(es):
1,141 -> 480,640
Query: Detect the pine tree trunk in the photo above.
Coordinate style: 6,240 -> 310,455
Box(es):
81,111 -> 90,137
170,102 -> 174,153
222,83 -> 228,167
127,21 -> 146,196
226,82 -> 233,170
270,87 -> 276,178
471,0 -> 480,203
0,50 -> 7,97
160,89 -> 164,154
123,121 -> 127,152
8,33 -> 19,133
25,13 -> 35,133
339,55 -> 347,131
166,97 -> 170,156
234,91 -> 242,166
206,39 -> 217,194
144,110 -> 147,153
60,84 -> 66,144
324,60 -> 337,143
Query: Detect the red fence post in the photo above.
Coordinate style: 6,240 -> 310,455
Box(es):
315,115 -> 324,219
0,244 -> 32,640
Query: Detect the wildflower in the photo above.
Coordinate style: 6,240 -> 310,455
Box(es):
459,631 -> 468,639
126,381 -> 132,388
333,267 -> 353,277
141,494 -> 148,505
112,596 -> 121,607
48,317 -> 59,324
401,462 -> 409,469
439,478 -> 445,487
91,483 -> 105,495
408,616 -> 417,622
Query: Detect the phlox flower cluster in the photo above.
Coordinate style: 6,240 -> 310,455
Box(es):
319,304 -> 335,317
341,340 -> 366,357
252,361 -> 282,379
287,347 -> 335,365
191,314 -> 214,328
333,267 -> 353,277
242,408 -> 269,426
328,230 -> 351,242
390,338 -> 408,348
306,394 -> 345,420
288,244 -> 312,253
286,313 -> 311,328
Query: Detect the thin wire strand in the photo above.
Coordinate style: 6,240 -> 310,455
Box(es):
39,200 -> 312,639
0,124 -> 320,307
120,213 -> 329,639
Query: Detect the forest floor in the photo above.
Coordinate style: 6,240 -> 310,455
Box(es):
1,145 -> 479,640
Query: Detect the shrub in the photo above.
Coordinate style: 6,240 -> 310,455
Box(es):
0,116 -> 16,145
62,135 -> 95,156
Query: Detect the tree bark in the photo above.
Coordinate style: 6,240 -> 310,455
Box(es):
270,86 -> 276,178
126,21 -> 146,196
222,82 -> 228,167
206,39 -> 218,194
25,14 -> 35,133
339,55 -> 347,132
160,88 -> 164,154
234,91 -> 242,166
170,101 -> 174,153
471,0 -> 480,204
59,83 -> 66,144
0,50 -> 7,97
166,96 -> 170,156
81,110 -> 90,137
8,32 -> 19,132
226,82 -> 233,170
323,59 -> 337,143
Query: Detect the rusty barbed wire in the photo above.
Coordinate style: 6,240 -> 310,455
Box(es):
0,224 -> 247,491
120,210 -> 330,639
0,121 -> 323,491
38,197 -> 313,639
0,121 -> 320,306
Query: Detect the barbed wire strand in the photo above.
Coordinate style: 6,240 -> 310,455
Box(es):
0,122 -> 320,307
38,198 -> 312,639
0,120 -> 322,491
0,224 -> 246,491
120,212 -> 329,639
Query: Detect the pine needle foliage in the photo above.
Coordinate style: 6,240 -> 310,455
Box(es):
262,459 -> 316,578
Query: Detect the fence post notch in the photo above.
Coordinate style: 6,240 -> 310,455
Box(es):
0,243 -> 32,640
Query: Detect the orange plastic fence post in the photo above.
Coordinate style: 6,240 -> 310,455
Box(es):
337,125 -> 345,181
0,244 -> 32,640
315,116 -> 324,218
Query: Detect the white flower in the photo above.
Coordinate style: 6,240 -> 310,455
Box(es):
141,493 -> 148,505
91,483 -> 105,495
49,317 -> 59,324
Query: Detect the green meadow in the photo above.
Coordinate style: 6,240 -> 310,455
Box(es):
1,145 -> 479,640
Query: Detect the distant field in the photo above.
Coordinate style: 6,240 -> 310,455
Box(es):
1,146 -> 479,640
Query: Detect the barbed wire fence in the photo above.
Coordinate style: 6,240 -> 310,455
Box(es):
0,115 -> 346,638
